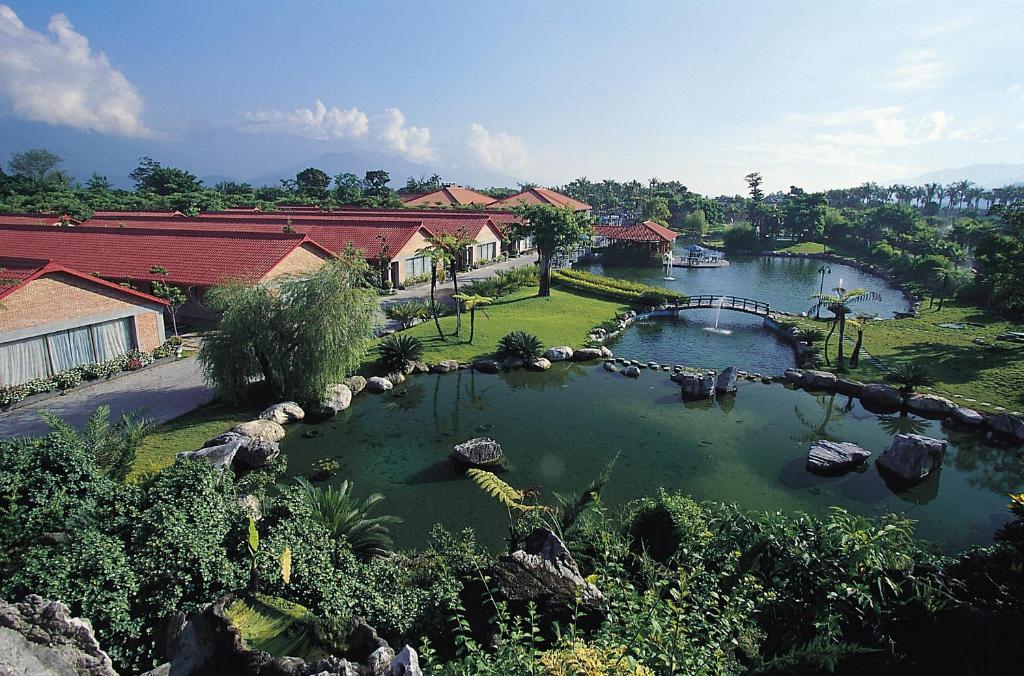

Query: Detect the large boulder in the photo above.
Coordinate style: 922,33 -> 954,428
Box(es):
0,595 -> 116,676
861,383 -> 902,411
623,365 -> 641,378
950,406 -> 985,427
572,347 -> 603,361
680,373 -> 715,400
544,346 -> 574,362
231,419 -> 286,443
834,378 -> 864,397
526,357 -> 551,371
715,366 -> 738,394
783,368 -> 804,384
390,645 -> 423,676
319,384 -> 353,415
431,359 -> 460,374
472,358 -> 501,374
493,528 -> 603,609
183,432 -> 281,470
258,401 -> 305,425
806,440 -> 871,475
178,439 -> 239,469
991,413 -> 1024,442
799,370 -> 838,389
452,437 -> 504,467
344,375 -> 367,396
877,433 -> 947,482
905,393 -> 957,419
366,376 -> 394,393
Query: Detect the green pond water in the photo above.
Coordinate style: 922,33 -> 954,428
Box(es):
282,364 -> 1024,553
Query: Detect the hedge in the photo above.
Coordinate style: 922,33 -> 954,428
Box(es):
552,269 -> 686,305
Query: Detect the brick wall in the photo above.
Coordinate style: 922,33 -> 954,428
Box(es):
133,311 -> 164,351
262,243 -> 330,280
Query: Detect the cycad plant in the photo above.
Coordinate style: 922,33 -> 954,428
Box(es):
378,334 -> 424,372
496,331 -> 543,359
384,300 -> 430,329
295,477 -> 401,559
886,363 -> 934,397
40,405 -> 154,482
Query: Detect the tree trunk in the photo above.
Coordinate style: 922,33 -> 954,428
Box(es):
938,278 -> 948,311
538,251 -> 552,297
469,308 -> 476,343
849,329 -> 864,368
822,319 -> 837,366
429,265 -> 444,340
836,314 -> 847,368
170,309 -> 179,337
451,260 -> 461,335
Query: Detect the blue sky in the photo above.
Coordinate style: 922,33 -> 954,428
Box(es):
1,0 -> 1022,194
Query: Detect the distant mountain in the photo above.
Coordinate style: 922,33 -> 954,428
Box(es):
904,164 -> 1024,188
0,118 -> 522,191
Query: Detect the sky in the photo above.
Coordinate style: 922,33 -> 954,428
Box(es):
0,0 -> 1022,195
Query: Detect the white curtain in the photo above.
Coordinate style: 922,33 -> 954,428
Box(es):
93,318 -> 133,361
46,332 -> 74,372
0,336 -> 51,385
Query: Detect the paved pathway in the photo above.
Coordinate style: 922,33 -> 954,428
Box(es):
384,253 -> 539,305
0,357 -> 214,439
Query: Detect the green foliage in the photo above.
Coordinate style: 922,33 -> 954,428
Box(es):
508,204 -> 594,296
378,333 -> 425,372
384,300 -> 431,328
496,330 -> 543,359
723,222 -> 760,251
886,362 -> 935,394
295,477 -> 401,559
465,264 -> 539,298
199,255 -> 379,403
39,405 -> 155,482
552,268 -> 685,305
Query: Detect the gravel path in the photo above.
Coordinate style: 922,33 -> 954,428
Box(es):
0,357 -> 214,439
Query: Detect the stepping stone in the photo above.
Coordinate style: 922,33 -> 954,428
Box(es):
996,406 -> 1006,411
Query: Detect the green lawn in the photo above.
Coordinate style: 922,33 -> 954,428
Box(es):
775,241 -> 833,254
130,400 -> 256,481
793,300 -> 1024,412
387,285 -> 626,365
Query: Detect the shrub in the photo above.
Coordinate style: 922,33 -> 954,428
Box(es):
384,300 -> 430,328
378,334 -> 424,372
552,269 -> 685,305
722,222 -> 759,251
496,330 -> 543,359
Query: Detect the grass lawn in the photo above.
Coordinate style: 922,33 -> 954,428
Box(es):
130,400 -> 256,481
385,285 -> 626,365
793,300 -> 1024,413
776,241 -> 833,254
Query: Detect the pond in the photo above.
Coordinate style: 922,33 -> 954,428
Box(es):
575,248 -> 912,373
282,363 -> 1024,554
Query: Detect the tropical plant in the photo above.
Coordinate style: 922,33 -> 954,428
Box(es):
886,362 -> 934,397
384,300 -> 430,329
199,252 -> 378,403
796,328 -> 825,345
451,293 -> 492,343
295,477 -> 401,559
428,229 -> 476,335
847,314 -> 875,368
377,334 -> 424,372
417,240 -> 453,340
496,331 -> 543,359
508,204 -> 594,296
465,468 -> 546,552
931,266 -> 965,311
810,287 -> 870,368
39,405 -> 154,482
149,265 -> 187,336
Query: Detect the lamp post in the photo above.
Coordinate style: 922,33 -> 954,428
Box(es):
816,265 -> 831,319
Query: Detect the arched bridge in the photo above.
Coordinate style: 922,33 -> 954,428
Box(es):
672,295 -> 771,317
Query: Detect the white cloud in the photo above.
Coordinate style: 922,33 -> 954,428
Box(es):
241,99 -> 368,140
377,107 -> 436,163
1009,83 -> 1024,102
0,5 -> 151,137
789,106 -> 951,147
882,50 -> 945,90
467,123 -> 528,173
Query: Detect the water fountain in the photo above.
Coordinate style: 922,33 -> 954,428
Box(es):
662,250 -> 675,281
703,296 -> 733,335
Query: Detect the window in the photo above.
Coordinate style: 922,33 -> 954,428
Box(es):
404,255 -> 431,278
476,242 -> 497,261
0,317 -> 137,386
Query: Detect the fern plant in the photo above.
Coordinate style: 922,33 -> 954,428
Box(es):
496,331 -> 543,359
377,334 -> 424,373
466,468 -> 547,552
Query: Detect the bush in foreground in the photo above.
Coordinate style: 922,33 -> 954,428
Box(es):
496,330 -> 543,359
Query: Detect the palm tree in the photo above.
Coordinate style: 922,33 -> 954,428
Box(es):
295,477 -> 401,559
810,286 -> 869,369
433,228 -> 476,336
417,241 -> 451,340
932,266 -> 965,311
451,293 -> 492,343
847,313 -> 876,368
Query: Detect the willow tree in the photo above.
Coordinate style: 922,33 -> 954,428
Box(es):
509,204 -> 593,296
199,250 -> 378,403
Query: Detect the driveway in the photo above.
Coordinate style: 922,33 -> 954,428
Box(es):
0,357 -> 215,439
385,253 -> 539,305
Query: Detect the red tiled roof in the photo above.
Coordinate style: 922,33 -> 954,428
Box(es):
403,186 -> 496,207
0,256 -> 168,305
594,221 -> 678,243
0,225 -> 333,288
0,213 -> 82,226
491,187 -> 591,211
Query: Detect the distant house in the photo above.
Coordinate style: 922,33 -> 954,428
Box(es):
490,187 -> 592,213
402,185 -> 496,207
0,257 -> 168,386
594,220 -> 678,256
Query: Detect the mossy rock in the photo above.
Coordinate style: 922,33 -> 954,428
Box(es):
224,593 -> 328,662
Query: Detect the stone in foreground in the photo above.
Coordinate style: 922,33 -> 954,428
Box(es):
493,528 -> 603,609
451,437 -> 504,467
319,384 -> 353,415
680,373 -> 715,400
573,347 -> 603,361
877,433 -> 947,483
905,393 -> 957,419
715,366 -> 738,394
391,645 -> 423,676
799,370 -> 838,389
344,375 -> 367,396
990,413 -> 1024,442
366,376 -> 394,393
544,346 -> 574,361
258,401 -> 305,425
860,383 -> 902,411
806,440 -> 871,475
232,419 -> 286,443
0,595 -> 116,676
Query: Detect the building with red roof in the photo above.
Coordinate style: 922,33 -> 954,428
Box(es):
490,187 -> 592,212
0,257 -> 168,387
594,220 -> 678,256
402,185 -> 496,207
